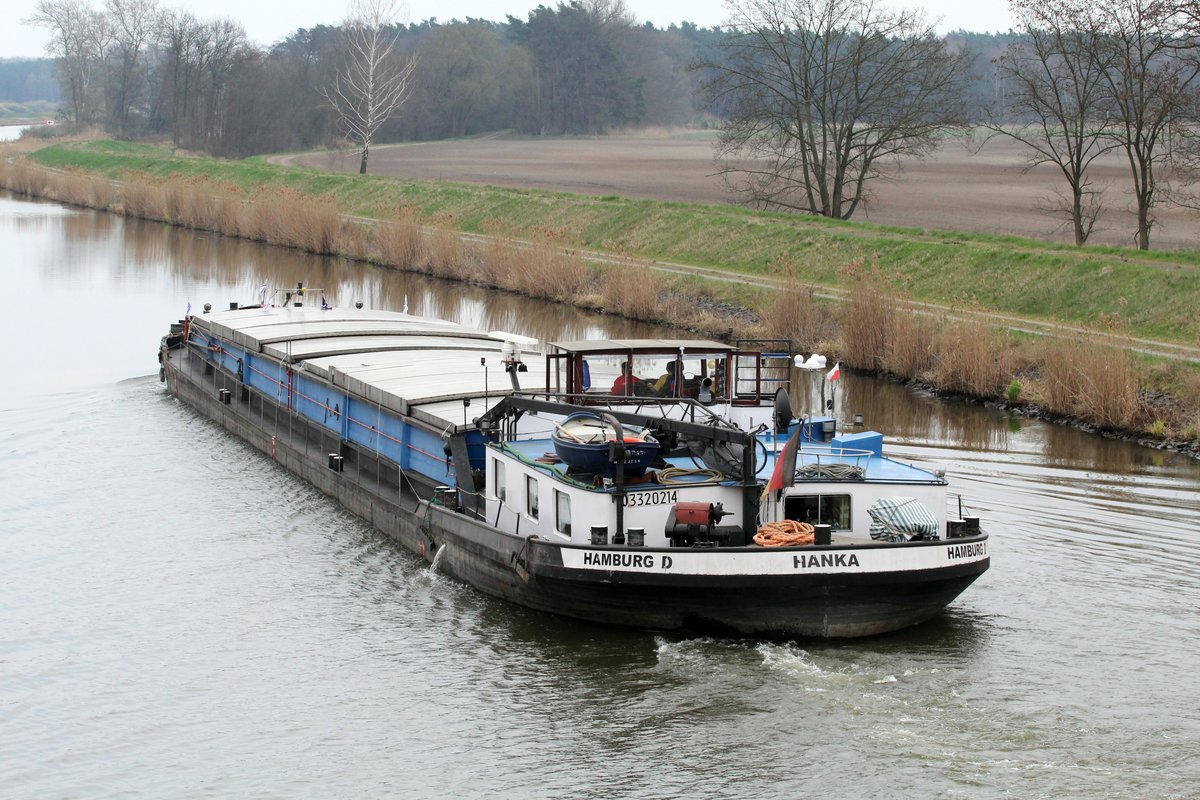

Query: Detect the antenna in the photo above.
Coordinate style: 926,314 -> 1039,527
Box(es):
487,330 -> 538,371
487,330 -> 538,388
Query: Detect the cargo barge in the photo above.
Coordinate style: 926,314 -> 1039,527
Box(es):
158,296 -> 989,638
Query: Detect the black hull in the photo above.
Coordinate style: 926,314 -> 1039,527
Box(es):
514,554 -> 986,639
164,344 -> 988,640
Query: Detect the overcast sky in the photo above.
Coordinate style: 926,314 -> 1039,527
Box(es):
6,0 -> 1016,60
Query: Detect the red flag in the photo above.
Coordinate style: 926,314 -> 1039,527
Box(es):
826,362 -> 841,381
767,425 -> 802,493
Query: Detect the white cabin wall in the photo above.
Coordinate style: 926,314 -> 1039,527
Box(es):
484,446 -> 747,547
767,482 -> 948,539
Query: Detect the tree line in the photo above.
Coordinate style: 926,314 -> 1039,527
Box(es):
23,0 -> 1200,250
0,58 -> 61,103
25,0 -> 728,153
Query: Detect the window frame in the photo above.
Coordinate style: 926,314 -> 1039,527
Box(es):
525,474 -> 539,520
785,493 -> 852,530
493,458 -> 506,503
554,490 -> 572,538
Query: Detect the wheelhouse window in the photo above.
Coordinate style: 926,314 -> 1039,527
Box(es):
555,490 -> 572,538
494,458 -> 506,502
526,475 -> 539,520
784,494 -> 851,529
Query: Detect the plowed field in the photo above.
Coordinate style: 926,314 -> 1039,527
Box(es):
283,133 -> 1197,250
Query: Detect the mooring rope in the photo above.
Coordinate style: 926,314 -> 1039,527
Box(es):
753,519 -> 816,547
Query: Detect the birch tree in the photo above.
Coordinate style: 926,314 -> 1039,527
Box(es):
321,0 -> 417,174
28,0 -> 106,124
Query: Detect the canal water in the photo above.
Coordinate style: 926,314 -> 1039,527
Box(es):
1,187 -> 1198,799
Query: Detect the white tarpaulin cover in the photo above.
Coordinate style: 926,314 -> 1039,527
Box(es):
867,496 -> 939,542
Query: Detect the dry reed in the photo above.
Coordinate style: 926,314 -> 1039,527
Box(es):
1030,317 -> 1140,429
210,189 -> 244,237
764,255 -> 835,353
477,219 -> 521,289
376,205 -> 427,269
340,220 -> 369,260
426,218 -> 468,280
59,168 -> 112,210
601,261 -> 661,321
517,227 -> 592,302
0,159 -> 49,196
118,175 -> 168,221
884,308 -> 937,379
930,314 -> 1011,397
242,187 -> 343,255
838,256 -> 900,372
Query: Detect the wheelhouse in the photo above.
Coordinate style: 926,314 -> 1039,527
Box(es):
545,338 -> 794,406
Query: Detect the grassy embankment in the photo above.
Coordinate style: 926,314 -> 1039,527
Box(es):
0,102 -> 59,125
3,138 -> 1199,446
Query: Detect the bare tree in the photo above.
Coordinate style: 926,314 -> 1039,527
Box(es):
984,0 -> 1118,245
701,0 -> 970,219
321,0 -> 417,174
105,0 -> 158,135
27,0 -> 106,124
1091,0 -> 1200,249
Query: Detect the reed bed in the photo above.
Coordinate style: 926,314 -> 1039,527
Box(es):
59,168 -> 113,210
242,187 -> 343,255
477,220 -> 522,290
838,257 -> 901,373
118,177 -> 168,221
1030,321 -> 1140,429
0,158 -> 49,196
763,256 -> 835,354
884,308 -> 938,380
340,220 -> 369,261
162,176 -> 219,230
426,216 -> 470,281
376,205 -> 428,270
601,260 -> 661,321
518,227 -> 591,302
930,314 -> 1012,398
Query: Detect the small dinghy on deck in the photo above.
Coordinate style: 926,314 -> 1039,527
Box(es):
551,412 -> 659,478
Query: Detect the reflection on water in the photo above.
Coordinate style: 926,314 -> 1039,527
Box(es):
3,189 -> 1200,799
95,213 -> 668,345
0,124 -> 29,142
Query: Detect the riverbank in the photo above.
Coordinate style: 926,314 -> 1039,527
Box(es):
2,137 -> 1198,451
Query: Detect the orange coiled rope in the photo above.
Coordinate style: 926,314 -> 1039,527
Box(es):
753,520 -> 816,547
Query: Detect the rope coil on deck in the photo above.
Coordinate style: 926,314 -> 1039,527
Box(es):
753,520 -> 816,547
655,466 -> 724,485
795,463 -> 866,480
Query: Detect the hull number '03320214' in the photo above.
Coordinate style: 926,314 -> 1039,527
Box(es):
623,490 -> 677,507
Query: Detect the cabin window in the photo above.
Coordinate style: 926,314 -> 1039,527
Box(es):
555,490 -> 572,537
784,494 -> 851,529
526,475 -> 540,520
494,459 -> 506,502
